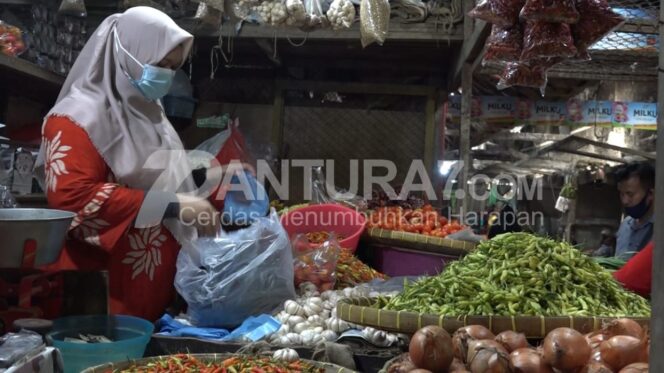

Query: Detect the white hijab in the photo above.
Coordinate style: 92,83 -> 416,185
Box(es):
36,7 -> 197,242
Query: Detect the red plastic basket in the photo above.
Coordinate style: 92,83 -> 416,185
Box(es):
280,204 -> 366,253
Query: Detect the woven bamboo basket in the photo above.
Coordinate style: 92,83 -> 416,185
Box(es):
363,228 -> 478,256
81,353 -> 357,373
336,297 -> 650,338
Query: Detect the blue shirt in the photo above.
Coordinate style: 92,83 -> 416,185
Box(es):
615,215 -> 654,260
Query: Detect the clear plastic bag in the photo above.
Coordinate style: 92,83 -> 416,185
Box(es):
175,210 -> 296,328
311,166 -> 368,211
57,0 -> 87,17
497,61 -> 547,94
0,21 -> 27,57
0,330 -> 43,368
194,2 -> 223,30
520,0 -> 579,24
360,0 -> 390,47
254,0 -> 289,26
327,0 -> 356,30
468,0 -> 525,28
199,0 -> 225,11
483,24 -> 522,63
521,21 -> 577,61
292,234 -> 340,292
573,0 -> 624,60
286,0 -> 307,26
301,0 -> 329,30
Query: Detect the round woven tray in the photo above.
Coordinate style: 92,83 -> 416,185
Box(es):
336,297 -> 650,338
81,353 -> 357,373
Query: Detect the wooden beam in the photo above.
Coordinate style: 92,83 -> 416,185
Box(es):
276,79 -> 436,96
449,21 -> 490,90
651,1 -> 664,368
0,54 -> 64,87
424,92 -> 437,181
565,136 -> 656,161
492,133 -> 570,142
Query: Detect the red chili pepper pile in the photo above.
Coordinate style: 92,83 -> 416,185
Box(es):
114,354 -> 324,373
335,249 -> 387,289
367,205 -> 464,238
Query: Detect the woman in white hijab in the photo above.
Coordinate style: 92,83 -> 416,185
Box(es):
35,7 -> 223,320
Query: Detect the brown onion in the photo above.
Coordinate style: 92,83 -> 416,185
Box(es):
387,354 -> 417,373
619,362 -> 649,373
449,358 -> 471,373
409,326 -> 454,372
495,331 -> 529,353
587,332 -> 610,350
408,370 -> 433,373
542,327 -> 591,372
579,361 -> 614,373
604,319 -> 645,340
600,335 -> 648,371
509,348 -> 550,373
453,325 -> 495,362
467,340 -> 510,373
590,349 -> 604,363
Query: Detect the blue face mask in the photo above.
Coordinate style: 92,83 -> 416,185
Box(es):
113,28 -> 176,101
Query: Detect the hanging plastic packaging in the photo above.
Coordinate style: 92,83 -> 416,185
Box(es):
468,0 -> 525,28
194,2 -> 223,31
254,0 -> 289,26
360,0 -> 390,47
286,0 -> 307,26
483,24 -> 522,63
57,0 -> 87,17
520,0 -> 579,24
292,234 -> 341,292
175,210 -> 296,328
521,21 -> 577,61
199,0 -> 225,11
573,0 -> 625,60
497,58 -> 561,95
302,0 -> 329,29
327,0 -> 356,30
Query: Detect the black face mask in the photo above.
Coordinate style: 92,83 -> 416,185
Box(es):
624,193 -> 652,219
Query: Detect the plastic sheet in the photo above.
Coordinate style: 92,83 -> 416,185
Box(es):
484,24 -> 523,63
497,61 -> 547,94
468,0 -> 525,28
175,210 -> 296,328
521,21 -> 578,61
360,0 -> 390,47
0,330 -> 44,368
0,21 -> 26,57
573,0 -> 625,60
520,0 -> 579,24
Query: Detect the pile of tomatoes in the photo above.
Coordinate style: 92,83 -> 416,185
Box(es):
0,22 -> 26,57
367,205 -> 464,238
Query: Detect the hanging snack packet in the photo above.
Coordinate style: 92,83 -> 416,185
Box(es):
521,21 -> 577,61
573,0 -> 625,60
468,0 -> 526,27
484,24 -> 523,63
520,0 -> 579,24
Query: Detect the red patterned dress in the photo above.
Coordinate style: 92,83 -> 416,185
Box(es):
41,115 -> 180,321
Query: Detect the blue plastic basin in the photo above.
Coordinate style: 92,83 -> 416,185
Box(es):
47,315 -> 153,373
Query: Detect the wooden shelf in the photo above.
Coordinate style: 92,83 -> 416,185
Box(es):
0,53 -> 65,87
182,18 -> 464,42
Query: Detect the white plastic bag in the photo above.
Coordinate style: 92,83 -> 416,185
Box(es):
360,0 -> 390,47
175,210 -> 296,328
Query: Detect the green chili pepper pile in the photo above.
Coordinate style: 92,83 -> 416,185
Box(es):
382,233 -> 650,317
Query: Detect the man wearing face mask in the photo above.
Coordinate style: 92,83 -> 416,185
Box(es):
614,162 -> 655,260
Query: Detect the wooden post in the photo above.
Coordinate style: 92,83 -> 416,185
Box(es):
650,0 -> 664,369
424,92 -> 437,190
271,83 -> 285,157
459,63 -> 472,219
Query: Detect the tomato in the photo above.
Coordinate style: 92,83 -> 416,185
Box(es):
423,205 -> 434,212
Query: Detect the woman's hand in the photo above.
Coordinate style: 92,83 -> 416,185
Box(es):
176,194 -> 221,237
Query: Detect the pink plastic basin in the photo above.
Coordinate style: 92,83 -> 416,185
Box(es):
280,203 -> 366,253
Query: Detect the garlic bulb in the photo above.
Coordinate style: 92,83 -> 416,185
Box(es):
277,324 -> 290,336
285,300 -> 304,316
276,310 -> 290,323
283,332 -> 303,345
287,315 -> 306,327
321,290 -> 336,301
307,315 -> 324,326
299,282 -> 317,294
326,317 -> 350,333
322,300 -> 335,310
300,329 -> 317,345
293,321 -> 310,334
321,330 -> 338,341
363,327 -> 388,345
273,348 -> 299,362
320,310 -> 331,319
313,326 -> 324,334
303,303 -> 323,317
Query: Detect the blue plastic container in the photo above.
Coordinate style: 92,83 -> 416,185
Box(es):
222,171 -> 269,225
47,315 -> 153,373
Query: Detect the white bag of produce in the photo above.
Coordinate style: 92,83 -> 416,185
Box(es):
175,210 -> 296,328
